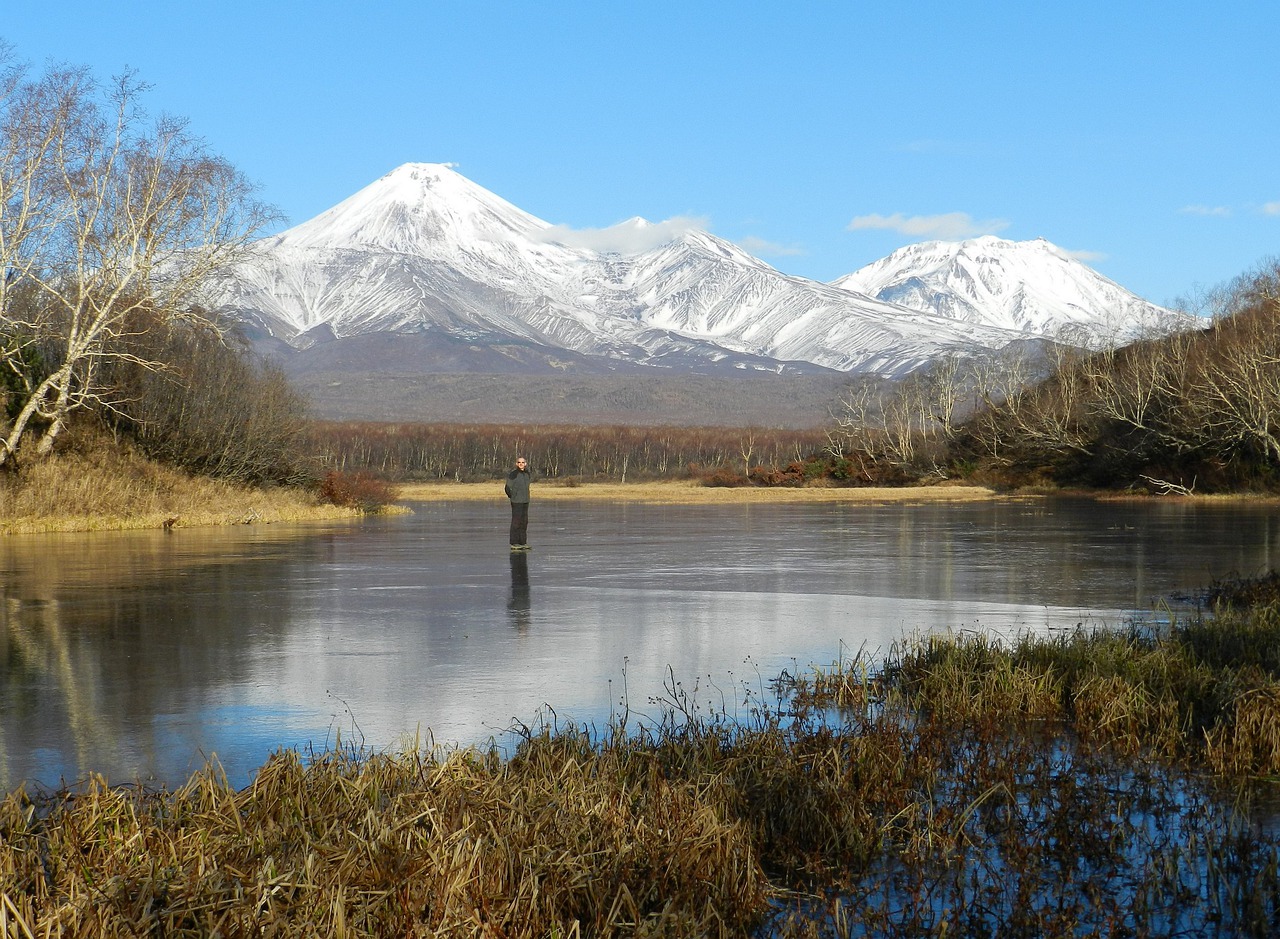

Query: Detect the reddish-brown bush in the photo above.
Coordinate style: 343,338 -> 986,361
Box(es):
700,466 -> 750,487
318,470 -> 395,512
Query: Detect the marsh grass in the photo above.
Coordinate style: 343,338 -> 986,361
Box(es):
394,479 -> 1001,506
0,427 -> 362,534
6,600 -> 1280,936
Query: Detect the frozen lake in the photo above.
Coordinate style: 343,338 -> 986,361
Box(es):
3,495 -> 1278,792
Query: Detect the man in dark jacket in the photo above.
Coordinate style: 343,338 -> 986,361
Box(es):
504,456 -> 534,549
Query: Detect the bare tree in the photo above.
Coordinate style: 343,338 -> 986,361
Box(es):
739,429 -> 757,477
0,53 -> 271,467
963,344 -> 1037,461
918,353 -> 966,441
1183,284 -> 1280,464
826,375 -> 882,459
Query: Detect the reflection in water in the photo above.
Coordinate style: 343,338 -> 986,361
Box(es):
0,525 -> 337,789
508,552 -> 531,633
3,498 -> 1279,793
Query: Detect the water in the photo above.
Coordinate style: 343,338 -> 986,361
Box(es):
2,496 -> 1277,792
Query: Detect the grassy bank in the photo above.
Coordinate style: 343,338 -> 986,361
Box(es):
0,435 -> 361,535
5,585 -> 1280,937
396,478 -> 1002,505
396,478 -> 1280,508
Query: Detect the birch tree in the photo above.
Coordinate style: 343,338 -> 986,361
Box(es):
0,53 -> 270,467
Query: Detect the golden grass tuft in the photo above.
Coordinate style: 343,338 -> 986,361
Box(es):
0,430 -> 365,534
0,737 -> 769,938
1206,687 -> 1280,777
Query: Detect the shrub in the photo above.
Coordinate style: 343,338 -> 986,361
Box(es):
700,466 -> 749,487
105,322 -> 314,485
319,470 -> 395,512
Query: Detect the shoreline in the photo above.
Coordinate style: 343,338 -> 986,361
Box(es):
396,479 -> 1010,505
396,479 -> 1280,507
0,500 -> 370,537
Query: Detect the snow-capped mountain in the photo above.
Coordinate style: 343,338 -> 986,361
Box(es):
834,236 -> 1191,346
209,163 -> 1187,379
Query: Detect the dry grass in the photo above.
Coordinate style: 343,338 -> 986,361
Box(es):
396,478 -> 1003,505
0,433 -> 364,535
0,736 -> 768,937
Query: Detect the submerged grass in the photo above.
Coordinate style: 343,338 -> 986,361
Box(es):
6,594 -> 1280,936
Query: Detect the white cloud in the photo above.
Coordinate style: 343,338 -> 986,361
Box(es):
1061,248 -> 1108,263
846,211 -> 1009,239
1179,204 -> 1231,217
537,215 -> 707,254
737,235 -> 804,258
1264,202 -> 1280,216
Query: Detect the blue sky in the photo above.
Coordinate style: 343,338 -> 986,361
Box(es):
6,2 -> 1277,307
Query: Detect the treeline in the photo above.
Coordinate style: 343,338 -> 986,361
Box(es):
308,421 -> 832,482
828,259 -> 1280,493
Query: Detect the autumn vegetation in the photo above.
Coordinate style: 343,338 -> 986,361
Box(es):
826,259 -> 1280,494
310,420 -> 834,486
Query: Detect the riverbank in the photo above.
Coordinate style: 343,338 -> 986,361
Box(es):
0,439 -> 362,535
396,478 -> 1280,508
4,589 -> 1280,937
396,478 -> 1007,504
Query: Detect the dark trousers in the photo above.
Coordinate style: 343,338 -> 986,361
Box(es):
509,502 -> 529,545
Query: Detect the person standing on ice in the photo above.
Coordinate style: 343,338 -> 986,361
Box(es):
505,456 -> 534,550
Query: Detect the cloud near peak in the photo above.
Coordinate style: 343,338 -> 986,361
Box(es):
1061,247 -> 1108,263
737,235 -> 804,258
847,211 -> 1009,240
537,215 -> 708,254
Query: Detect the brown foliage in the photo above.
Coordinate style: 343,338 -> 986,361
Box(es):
104,322 -> 314,485
697,465 -> 749,487
308,421 -> 830,483
318,469 -> 396,512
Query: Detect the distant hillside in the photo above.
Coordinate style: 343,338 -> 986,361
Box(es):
290,369 -> 849,428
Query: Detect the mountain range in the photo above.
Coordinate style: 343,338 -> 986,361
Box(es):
208,163 -> 1192,424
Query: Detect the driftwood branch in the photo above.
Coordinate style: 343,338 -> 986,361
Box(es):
1140,474 -> 1196,496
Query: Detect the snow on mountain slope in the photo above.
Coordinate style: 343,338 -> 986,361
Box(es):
833,236 -> 1190,345
624,231 -> 1024,372
209,164 -> 1187,378
266,162 -> 553,255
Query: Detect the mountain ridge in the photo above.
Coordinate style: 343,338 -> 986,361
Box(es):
206,163 -> 1194,424
834,236 -> 1185,344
